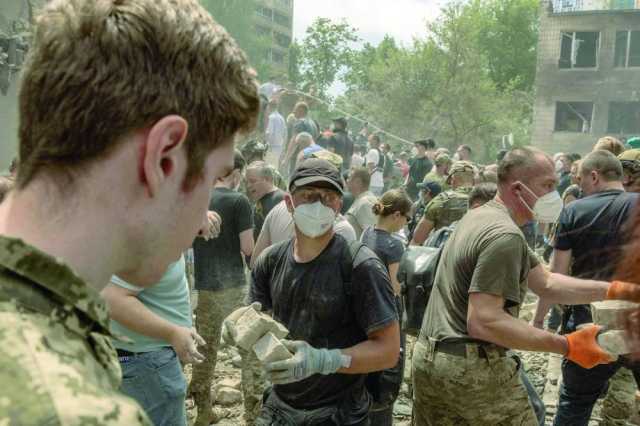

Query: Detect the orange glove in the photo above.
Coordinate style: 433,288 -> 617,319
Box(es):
566,325 -> 614,369
606,281 -> 640,303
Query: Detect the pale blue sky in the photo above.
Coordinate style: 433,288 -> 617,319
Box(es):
293,0 -> 446,47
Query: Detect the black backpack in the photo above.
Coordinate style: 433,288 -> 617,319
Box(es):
341,241 -> 404,408
398,224 -> 455,337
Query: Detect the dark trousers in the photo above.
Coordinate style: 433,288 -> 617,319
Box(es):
553,359 -> 624,426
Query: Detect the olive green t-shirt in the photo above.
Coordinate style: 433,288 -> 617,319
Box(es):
421,200 -> 539,343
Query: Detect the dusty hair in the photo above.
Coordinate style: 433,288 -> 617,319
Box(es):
246,161 -> 275,181
498,146 -> 550,184
0,177 -> 14,203
294,102 -> 309,115
469,183 -> 497,208
372,189 -> 412,217
350,167 -> 371,189
580,150 -> 623,182
16,0 -> 259,190
594,136 -> 625,157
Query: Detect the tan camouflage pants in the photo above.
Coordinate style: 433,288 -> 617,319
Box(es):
411,340 -> 537,426
190,286 -> 265,426
600,366 -> 635,426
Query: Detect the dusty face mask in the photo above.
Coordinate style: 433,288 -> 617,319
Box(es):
293,201 -> 336,238
518,183 -> 563,223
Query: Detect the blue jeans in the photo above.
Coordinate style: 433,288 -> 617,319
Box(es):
119,347 -> 187,426
553,358 -> 623,426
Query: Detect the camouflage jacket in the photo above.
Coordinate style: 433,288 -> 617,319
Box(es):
0,236 -> 151,425
423,187 -> 472,231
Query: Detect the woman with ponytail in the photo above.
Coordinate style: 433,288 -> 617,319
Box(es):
360,189 -> 412,426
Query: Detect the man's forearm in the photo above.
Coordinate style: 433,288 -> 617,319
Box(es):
470,310 -> 568,355
532,298 -> 553,328
107,294 -> 179,343
542,273 -> 609,305
339,322 -> 400,374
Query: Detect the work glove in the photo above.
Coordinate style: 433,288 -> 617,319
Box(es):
565,324 -> 614,369
606,281 -> 640,303
221,302 -> 262,346
264,340 -> 350,385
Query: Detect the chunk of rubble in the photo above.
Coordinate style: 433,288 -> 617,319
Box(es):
253,332 -> 293,364
230,305 -> 289,351
597,330 -> 630,358
590,300 -> 638,329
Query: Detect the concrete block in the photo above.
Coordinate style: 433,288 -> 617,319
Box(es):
252,332 -> 292,364
597,330 -> 630,357
590,301 -> 639,330
232,306 -> 289,351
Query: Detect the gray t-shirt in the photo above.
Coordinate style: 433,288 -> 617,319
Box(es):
421,200 -> 539,343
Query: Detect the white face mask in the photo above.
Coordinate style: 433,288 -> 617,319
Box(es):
293,201 -> 336,238
518,183 -> 563,223
452,153 -> 460,161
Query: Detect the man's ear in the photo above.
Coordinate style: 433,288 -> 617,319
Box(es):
140,116 -> 189,197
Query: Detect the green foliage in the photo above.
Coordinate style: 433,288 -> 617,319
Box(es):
200,0 -> 273,79
288,41 -> 302,88
299,18 -> 360,98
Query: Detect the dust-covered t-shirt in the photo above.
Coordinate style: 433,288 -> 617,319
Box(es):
249,235 -> 398,409
421,200 -> 539,343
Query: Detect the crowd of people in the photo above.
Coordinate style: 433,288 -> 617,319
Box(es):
3,2 -> 640,426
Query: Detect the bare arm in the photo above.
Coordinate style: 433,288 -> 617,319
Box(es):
533,249 -> 572,327
528,263 -> 608,305
388,262 -> 401,295
410,217 -> 434,246
339,321 -> 400,374
239,229 -> 254,258
101,283 -> 204,363
467,292 -> 568,354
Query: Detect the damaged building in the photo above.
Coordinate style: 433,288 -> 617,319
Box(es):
532,0 -> 640,154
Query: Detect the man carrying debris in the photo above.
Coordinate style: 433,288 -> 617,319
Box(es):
412,147 -> 640,425
241,158 -> 400,424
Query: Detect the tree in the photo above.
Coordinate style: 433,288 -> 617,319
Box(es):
288,41 -> 302,88
200,0 -> 272,79
299,18 -> 360,98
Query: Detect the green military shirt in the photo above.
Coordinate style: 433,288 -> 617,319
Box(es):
423,171 -> 448,191
421,200 -> 539,343
0,236 -> 151,425
423,186 -> 472,230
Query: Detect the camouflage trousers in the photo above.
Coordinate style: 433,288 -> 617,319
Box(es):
190,286 -> 265,426
411,339 -> 538,426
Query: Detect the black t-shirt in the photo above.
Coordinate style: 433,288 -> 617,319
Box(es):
249,235 -> 398,409
333,130 -> 354,170
193,188 -> 253,291
553,190 -> 638,281
360,227 -> 404,272
407,157 -> 433,198
253,189 -> 285,240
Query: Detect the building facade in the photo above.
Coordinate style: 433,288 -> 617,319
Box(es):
254,0 -> 294,76
531,0 -> 640,154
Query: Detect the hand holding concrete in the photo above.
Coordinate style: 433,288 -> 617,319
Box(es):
264,340 -> 345,385
566,325 -> 614,369
606,281 -> 640,303
221,302 -> 262,346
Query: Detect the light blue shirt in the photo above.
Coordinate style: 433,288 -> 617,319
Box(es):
110,256 -> 192,353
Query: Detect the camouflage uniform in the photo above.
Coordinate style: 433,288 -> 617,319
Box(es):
191,285 -> 264,426
0,236 -> 151,425
422,186 -> 472,231
412,339 -> 537,426
423,171 -> 447,191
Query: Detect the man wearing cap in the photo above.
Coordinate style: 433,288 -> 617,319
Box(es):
412,147 -> 632,425
410,161 -> 475,246
619,149 -> 640,193
424,154 -> 452,190
332,117 -> 354,172
249,158 -> 400,424
406,139 -> 435,200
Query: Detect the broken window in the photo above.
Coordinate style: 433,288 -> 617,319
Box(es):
555,102 -> 594,132
559,32 -> 600,69
608,102 -> 640,134
614,31 -> 640,68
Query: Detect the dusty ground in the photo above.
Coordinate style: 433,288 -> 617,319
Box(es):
184,293 -> 640,425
